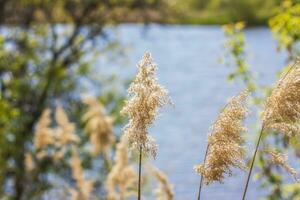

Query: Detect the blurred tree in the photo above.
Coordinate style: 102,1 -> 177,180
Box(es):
0,0 -> 167,199
169,0 -> 281,25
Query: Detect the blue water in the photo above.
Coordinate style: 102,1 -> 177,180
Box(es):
95,24 -> 288,200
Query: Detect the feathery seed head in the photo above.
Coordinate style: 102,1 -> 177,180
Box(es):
34,108 -> 54,150
25,153 -> 35,171
265,149 -> 298,182
121,52 -> 171,158
52,147 -> 66,161
34,107 -> 80,160
194,90 -> 249,184
70,149 -> 94,200
263,61 -> 300,137
82,96 -> 115,156
54,106 -> 80,146
106,135 -> 137,200
152,167 -> 174,200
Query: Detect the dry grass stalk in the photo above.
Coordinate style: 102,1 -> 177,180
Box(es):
34,107 -> 92,199
106,135 -> 137,200
243,59 -> 300,200
263,59 -> 300,137
265,149 -> 298,182
152,167 -> 174,200
53,106 -> 80,161
121,52 -> 171,158
34,106 -> 80,160
121,52 -> 171,200
52,147 -> 67,161
69,189 -> 81,200
69,148 -> 94,200
34,109 -> 54,151
194,90 -> 249,185
82,96 -> 115,156
54,106 -> 80,146
25,153 -> 35,172
34,108 -> 55,159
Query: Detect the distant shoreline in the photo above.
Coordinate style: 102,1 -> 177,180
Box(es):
0,9 -> 271,27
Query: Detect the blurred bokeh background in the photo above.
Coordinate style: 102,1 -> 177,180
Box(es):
1,0 -> 300,199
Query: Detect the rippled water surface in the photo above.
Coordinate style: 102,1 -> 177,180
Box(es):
96,24 -> 287,200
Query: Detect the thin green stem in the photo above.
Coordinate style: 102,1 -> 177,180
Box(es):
138,145 -> 142,200
197,144 -> 209,200
242,126 -> 264,200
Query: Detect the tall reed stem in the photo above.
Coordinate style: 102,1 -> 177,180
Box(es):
242,60 -> 297,199
242,126 -> 264,200
138,145 -> 142,200
197,144 -> 209,200
197,101 -> 233,200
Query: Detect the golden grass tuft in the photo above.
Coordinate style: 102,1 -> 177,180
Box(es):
265,149 -> 298,182
82,96 -> 115,156
263,60 -> 300,137
54,106 -> 80,146
69,148 -> 94,200
152,167 -> 174,200
106,135 -> 137,200
34,109 -> 54,151
121,52 -> 171,158
25,153 -> 35,172
34,106 -> 80,160
194,90 -> 249,184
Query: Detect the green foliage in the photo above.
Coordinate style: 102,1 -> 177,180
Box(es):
269,0 -> 300,59
223,21 -> 300,198
0,0 -> 286,25
170,0 -> 280,25
222,1 -> 300,197
222,22 -> 256,93
282,183 -> 300,199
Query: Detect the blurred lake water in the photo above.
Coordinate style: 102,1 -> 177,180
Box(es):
96,24 -> 288,200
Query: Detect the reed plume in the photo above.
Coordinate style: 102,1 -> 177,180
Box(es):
54,106 -> 80,146
194,90 -> 249,184
263,60 -> 300,137
121,52 -> 170,157
242,59 -> 300,199
34,106 -> 81,161
69,189 -> 81,200
82,96 -> 115,156
52,148 -> 67,161
49,106 -> 80,161
34,108 -> 54,149
34,108 -> 55,159
25,153 -> 35,172
69,148 -> 94,200
121,52 -> 171,200
265,149 -> 298,181
194,90 -> 249,200
152,167 -> 174,200
106,135 -> 137,200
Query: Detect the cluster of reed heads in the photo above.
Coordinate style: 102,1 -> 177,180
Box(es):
31,53 -> 300,199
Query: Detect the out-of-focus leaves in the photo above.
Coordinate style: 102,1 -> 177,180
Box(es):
222,21 -> 257,93
222,11 -> 300,198
269,0 -> 300,60
0,0 -> 166,198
